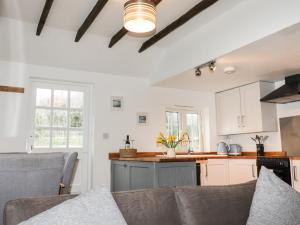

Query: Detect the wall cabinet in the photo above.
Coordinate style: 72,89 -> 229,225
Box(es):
111,161 -> 196,192
216,81 -> 277,135
291,160 -> 300,192
201,159 -> 257,186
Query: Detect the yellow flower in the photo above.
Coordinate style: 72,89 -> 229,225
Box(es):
167,135 -> 176,143
156,137 -> 163,144
159,132 -> 164,137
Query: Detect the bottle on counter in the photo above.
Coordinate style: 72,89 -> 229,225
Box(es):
125,135 -> 131,149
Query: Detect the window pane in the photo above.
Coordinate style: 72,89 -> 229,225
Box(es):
35,108 -> 51,127
34,129 -> 50,148
166,111 -> 180,137
52,130 -> 67,148
186,113 -> 200,151
53,110 -> 67,127
69,130 -> 83,148
70,110 -> 83,128
36,88 -> 51,107
53,90 -> 68,108
70,91 -> 84,109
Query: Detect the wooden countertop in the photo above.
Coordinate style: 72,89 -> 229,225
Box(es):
289,156 -> 300,160
109,151 -> 288,163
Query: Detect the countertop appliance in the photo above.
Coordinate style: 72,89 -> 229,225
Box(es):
257,157 -> 291,185
217,142 -> 229,155
260,74 -> 300,104
228,144 -> 242,156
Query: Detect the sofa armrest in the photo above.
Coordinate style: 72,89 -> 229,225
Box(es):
4,195 -> 77,225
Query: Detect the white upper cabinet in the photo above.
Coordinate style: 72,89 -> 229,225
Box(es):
216,88 -> 241,135
216,81 -> 277,135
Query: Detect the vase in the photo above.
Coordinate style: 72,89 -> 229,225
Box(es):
167,148 -> 176,157
256,144 -> 264,156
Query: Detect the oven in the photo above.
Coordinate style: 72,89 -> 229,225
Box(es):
257,157 -> 291,185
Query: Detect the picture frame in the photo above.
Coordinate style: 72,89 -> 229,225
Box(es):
137,112 -> 148,126
111,96 -> 124,111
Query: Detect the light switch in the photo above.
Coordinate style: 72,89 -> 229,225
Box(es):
102,133 -> 109,140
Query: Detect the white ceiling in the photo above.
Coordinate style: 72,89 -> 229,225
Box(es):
157,23 -> 300,92
0,0 -> 235,47
0,0 -> 299,84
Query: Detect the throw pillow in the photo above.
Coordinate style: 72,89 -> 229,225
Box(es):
247,167 -> 300,225
19,186 -> 128,225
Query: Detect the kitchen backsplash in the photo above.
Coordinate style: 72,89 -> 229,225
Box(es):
220,132 -> 282,152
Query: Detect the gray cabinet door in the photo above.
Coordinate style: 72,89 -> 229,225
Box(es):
128,162 -> 154,190
155,162 -> 196,188
111,161 -> 129,192
111,161 -> 196,191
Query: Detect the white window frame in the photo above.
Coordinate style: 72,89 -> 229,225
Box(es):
165,107 -> 206,152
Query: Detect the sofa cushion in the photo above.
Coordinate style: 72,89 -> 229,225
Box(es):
113,188 -> 182,225
0,153 -> 65,225
175,182 -> 256,225
4,195 -> 77,225
246,167 -> 300,225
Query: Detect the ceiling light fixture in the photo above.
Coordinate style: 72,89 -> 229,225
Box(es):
124,0 -> 156,33
195,67 -> 202,77
194,60 -> 217,77
224,66 -> 236,75
208,60 -> 217,72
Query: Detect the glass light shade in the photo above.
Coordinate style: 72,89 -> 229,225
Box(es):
124,0 -> 156,33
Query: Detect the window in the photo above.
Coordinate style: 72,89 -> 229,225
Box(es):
165,109 -> 202,151
32,87 -> 85,150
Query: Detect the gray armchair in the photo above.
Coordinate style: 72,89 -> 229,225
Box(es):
0,152 -> 78,225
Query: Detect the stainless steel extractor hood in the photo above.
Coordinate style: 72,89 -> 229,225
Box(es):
260,74 -> 300,104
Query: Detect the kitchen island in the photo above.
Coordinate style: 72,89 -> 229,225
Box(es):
109,151 -> 286,191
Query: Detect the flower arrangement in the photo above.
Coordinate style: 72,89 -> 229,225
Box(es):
251,135 -> 268,156
156,132 -> 189,149
250,135 -> 269,144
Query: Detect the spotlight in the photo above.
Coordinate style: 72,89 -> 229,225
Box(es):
195,67 -> 202,77
208,60 -> 216,72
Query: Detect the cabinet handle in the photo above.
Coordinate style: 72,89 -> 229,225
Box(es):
294,166 -> 298,182
205,164 -> 208,178
124,164 -> 128,168
252,164 -> 256,178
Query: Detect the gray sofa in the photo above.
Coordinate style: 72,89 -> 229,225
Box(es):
4,181 -> 256,225
0,152 -> 78,225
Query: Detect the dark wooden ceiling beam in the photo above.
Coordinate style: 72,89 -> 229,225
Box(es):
139,0 -> 219,53
75,0 -> 109,42
109,0 -> 162,48
36,0 -> 54,36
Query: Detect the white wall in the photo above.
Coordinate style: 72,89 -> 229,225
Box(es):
224,81 -> 300,152
0,60 -> 217,187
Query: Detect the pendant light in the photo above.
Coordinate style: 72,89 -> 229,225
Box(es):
124,0 -> 156,33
